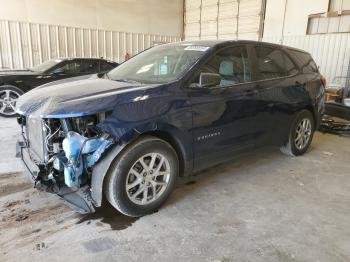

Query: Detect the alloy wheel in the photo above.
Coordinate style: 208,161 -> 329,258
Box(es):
0,89 -> 20,116
126,153 -> 171,205
294,118 -> 312,150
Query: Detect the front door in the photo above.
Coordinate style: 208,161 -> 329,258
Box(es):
188,45 -> 262,171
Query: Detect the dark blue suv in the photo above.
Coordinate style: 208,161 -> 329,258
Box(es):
16,40 -> 325,217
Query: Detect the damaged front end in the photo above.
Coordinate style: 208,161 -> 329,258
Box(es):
17,113 -> 114,213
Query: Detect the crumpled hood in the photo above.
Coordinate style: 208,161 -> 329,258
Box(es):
16,78 -> 160,118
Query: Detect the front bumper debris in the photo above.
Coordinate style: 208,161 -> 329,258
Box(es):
320,102 -> 350,135
320,117 -> 350,135
16,141 -> 96,214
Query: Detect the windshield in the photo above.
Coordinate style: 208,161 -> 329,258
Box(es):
108,44 -> 209,84
31,59 -> 62,73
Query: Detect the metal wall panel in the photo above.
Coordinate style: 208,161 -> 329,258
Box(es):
184,0 -> 263,40
0,19 -> 181,70
263,33 -> 350,83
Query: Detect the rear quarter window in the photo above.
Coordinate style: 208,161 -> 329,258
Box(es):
287,49 -> 319,74
254,46 -> 298,80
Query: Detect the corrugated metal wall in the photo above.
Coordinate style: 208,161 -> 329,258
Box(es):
0,19 -> 182,70
263,33 -> 350,83
184,0 -> 264,41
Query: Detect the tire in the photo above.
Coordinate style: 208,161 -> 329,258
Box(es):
105,136 -> 179,217
280,109 -> 315,156
0,85 -> 24,117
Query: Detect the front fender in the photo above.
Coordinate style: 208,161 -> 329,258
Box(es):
90,142 -> 127,207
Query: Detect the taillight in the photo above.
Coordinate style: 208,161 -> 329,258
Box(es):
321,77 -> 327,88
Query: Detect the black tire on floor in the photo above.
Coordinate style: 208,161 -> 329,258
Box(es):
105,136 -> 179,217
0,85 -> 24,118
280,109 -> 315,156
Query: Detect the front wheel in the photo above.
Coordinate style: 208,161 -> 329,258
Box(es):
280,110 -> 315,156
0,86 -> 23,117
105,136 -> 179,217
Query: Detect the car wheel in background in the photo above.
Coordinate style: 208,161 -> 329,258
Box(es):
0,86 -> 23,117
105,136 -> 179,217
280,109 -> 315,156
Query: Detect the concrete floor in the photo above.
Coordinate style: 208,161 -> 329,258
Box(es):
0,117 -> 350,262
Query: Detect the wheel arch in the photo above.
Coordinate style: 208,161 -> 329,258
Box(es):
304,104 -> 318,128
141,130 -> 192,178
0,84 -> 25,92
90,128 -> 193,207
0,83 -> 26,93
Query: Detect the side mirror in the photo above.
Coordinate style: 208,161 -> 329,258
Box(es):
199,73 -> 221,88
97,72 -> 105,78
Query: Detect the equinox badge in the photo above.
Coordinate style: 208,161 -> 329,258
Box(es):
197,131 -> 221,141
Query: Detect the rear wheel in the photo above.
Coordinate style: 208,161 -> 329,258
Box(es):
105,136 -> 178,217
280,110 -> 315,156
0,86 -> 23,117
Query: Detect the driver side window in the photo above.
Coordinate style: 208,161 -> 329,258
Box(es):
197,46 -> 251,87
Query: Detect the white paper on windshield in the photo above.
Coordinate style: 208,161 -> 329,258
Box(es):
184,46 -> 210,52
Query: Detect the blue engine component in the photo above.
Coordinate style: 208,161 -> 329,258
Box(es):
62,131 -> 113,188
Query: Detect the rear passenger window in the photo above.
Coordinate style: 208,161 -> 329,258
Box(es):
200,46 -> 252,86
288,50 -> 319,74
255,46 -> 298,80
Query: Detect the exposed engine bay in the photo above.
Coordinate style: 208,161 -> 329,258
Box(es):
17,114 -> 114,213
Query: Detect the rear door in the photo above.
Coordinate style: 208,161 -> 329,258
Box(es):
188,45 -> 263,170
286,49 -> 324,124
250,45 -> 303,146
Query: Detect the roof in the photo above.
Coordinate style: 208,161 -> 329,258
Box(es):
165,39 -> 310,54
54,57 -> 117,63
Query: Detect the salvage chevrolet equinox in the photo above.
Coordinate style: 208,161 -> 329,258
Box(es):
16,41 -> 325,217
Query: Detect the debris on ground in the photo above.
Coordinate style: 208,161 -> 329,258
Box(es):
323,151 -> 334,156
4,200 -> 22,208
15,214 -> 28,221
31,228 -> 41,234
321,101 -> 350,135
35,242 -> 46,251
320,117 -> 350,135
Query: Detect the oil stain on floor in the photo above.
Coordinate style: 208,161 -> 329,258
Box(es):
76,202 -> 138,231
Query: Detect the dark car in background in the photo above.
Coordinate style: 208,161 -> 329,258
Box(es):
0,58 -> 118,117
16,40 -> 325,217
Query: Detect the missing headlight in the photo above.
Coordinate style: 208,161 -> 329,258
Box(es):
30,114 -> 114,190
